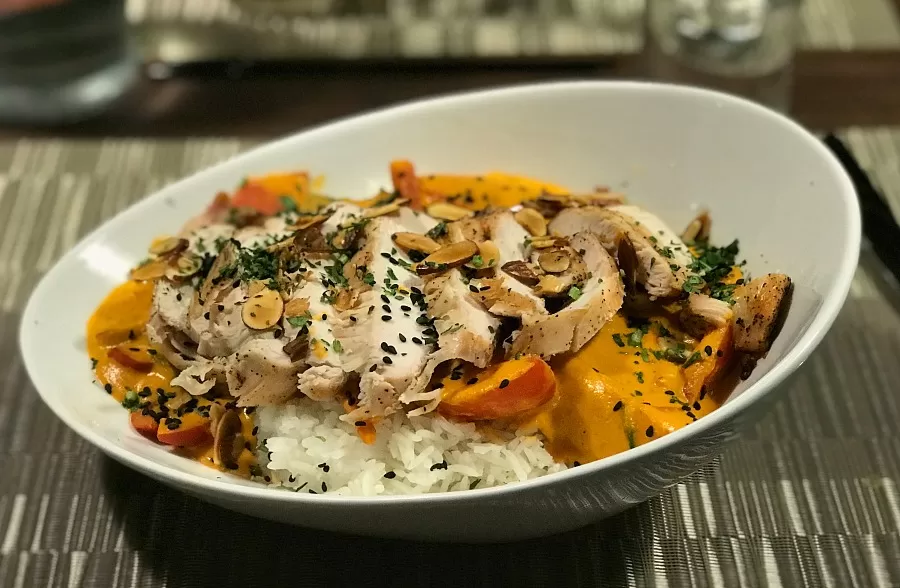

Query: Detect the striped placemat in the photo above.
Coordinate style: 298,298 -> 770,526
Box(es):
129,0 -> 900,62
0,134 -> 899,587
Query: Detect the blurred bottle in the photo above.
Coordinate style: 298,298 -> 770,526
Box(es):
644,0 -> 800,112
0,0 -> 138,125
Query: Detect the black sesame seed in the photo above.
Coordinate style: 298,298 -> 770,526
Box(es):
383,356 -> 393,364
381,304 -> 391,313
686,411 -> 697,419
716,350 -> 723,357
203,312 -> 210,319
350,316 -> 357,322
321,482 -> 327,492
612,400 -> 623,412
384,471 -> 396,479
466,377 -> 478,385
369,364 -> 378,372
104,383 -> 113,394
646,426 -> 654,437
412,337 -> 423,345
381,315 -> 391,322
704,345 -> 713,356
398,333 -> 407,343
217,304 -> 225,311
469,285 -> 479,293
381,342 -> 397,354
252,426 -> 259,436
664,390 -> 675,396
321,313 -> 328,320
381,294 -> 390,303
354,421 -> 366,427
693,401 -> 702,410
175,293 -> 182,302
499,379 -> 510,389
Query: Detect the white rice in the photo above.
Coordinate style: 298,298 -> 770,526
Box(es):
256,399 -> 566,495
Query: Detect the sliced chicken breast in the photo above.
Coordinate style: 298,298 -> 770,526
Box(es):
733,274 -> 792,358
550,206 -> 689,298
509,232 -> 624,358
226,338 -> 300,406
680,293 -> 734,338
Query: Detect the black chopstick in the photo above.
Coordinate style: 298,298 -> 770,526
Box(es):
823,134 -> 900,287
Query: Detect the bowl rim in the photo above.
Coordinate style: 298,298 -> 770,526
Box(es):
20,80 -> 861,506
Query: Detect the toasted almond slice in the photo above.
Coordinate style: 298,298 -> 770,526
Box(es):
466,240 -> 500,269
501,260 -> 540,286
333,288 -> 357,311
426,202 -> 474,221
165,254 -> 203,280
283,332 -> 309,363
149,236 -> 189,257
514,208 -> 548,237
247,280 -> 267,297
681,210 -> 711,242
528,235 -> 563,249
213,410 -> 243,470
290,214 -> 330,231
130,259 -> 170,281
392,232 -> 440,254
415,240 -> 478,275
284,297 -> 310,318
534,274 -> 568,296
241,288 -> 284,330
363,198 -> 409,219
538,250 -> 571,274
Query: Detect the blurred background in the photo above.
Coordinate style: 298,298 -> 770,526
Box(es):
1,0 -> 899,134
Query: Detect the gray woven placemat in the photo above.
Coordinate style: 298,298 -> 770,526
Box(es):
129,0 -> 900,62
1,135 -> 900,587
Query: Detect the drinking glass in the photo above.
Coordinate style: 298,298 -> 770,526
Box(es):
0,0 -> 138,124
644,0 -> 801,112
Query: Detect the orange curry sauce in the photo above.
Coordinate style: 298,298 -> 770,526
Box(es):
87,170 -> 734,473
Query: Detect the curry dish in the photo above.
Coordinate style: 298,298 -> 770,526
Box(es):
86,161 -> 792,494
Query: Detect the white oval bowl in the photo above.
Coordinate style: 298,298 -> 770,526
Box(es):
20,82 -> 859,542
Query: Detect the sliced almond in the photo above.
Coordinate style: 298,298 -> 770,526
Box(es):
213,410 -> 244,470
333,288 -> 357,312
415,240 -> 478,275
290,214 -> 330,231
247,280 -> 267,297
130,258 -> 170,281
514,208 -> 548,237
569,192 -> 627,207
501,260 -> 541,286
426,202 -> 473,222
681,210 -> 711,242
466,240 -> 500,269
165,254 -> 203,280
534,274 -> 569,296
538,250 -> 571,274
392,232 -> 440,254
284,297 -> 310,318
241,288 -> 284,330
363,198 -> 408,219
528,235 -> 564,250
149,236 -> 189,257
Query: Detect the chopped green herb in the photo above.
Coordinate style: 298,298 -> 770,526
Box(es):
287,313 -> 312,330
121,389 -> 141,411
426,222 -> 447,240
635,371 -> 644,384
567,285 -> 583,300
682,351 -> 703,368
332,340 -> 343,353
470,254 -> 484,268
386,268 -> 398,281
683,274 -> 705,294
612,334 -> 625,347
640,348 -> 650,363
363,272 -> 376,286
279,195 -> 298,212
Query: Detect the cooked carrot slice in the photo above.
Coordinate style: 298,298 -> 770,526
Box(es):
130,412 -> 159,442
438,356 -> 556,421
157,415 -> 213,447
683,325 -> 734,403
231,182 -> 283,216
108,345 -> 155,372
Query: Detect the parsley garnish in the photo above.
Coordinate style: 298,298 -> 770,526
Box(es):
635,371 -> 644,383
683,351 -> 703,368
612,334 -> 625,347
279,195 -> 298,212
287,313 -> 312,330
568,285 -> 583,300
626,325 -> 648,347
332,340 -> 343,353
121,389 -> 141,412
363,272 -> 376,286
686,239 -> 742,301
426,222 -> 447,240
471,254 -> 484,268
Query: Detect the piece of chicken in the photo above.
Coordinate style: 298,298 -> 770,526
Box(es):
732,273 -> 792,361
472,212 -> 548,318
679,293 -> 734,338
508,232 -> 624,358
550,206 -> 691,298
226,339 -> 300,406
